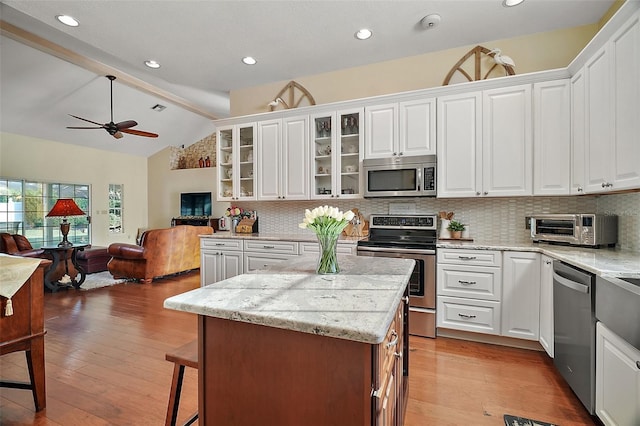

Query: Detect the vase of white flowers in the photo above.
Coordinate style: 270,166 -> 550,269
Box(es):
299,206 -> 355,274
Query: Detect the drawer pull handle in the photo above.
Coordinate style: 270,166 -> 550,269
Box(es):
458,313 -> 476,319
402,296 -> 410,304
215,243 -> 225,246
458,280 -> 477,285
262,245 -> 275,249
458,256 -> 477,260
394,351 -> 403,358
636,361 -> 640,370
386,330 -> 399,348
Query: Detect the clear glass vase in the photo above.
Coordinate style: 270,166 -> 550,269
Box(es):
316,232 -> 340,274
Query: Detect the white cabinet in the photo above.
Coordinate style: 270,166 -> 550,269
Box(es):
533,80 -> 571,195
311,109 -> 363,199
585,11 -> 640,193
501,252 -> 540,341
596,322 -> 640,426
570,70 -> 587,194
243,240 -> 299,273
437,85 -> 532,198
200,238 -> 243,286
437,249 -> 502,335
257,115 -> 309,200
364,98 -> 436,159
217,123 -> 256,201
299,241 -> 358,256
539,255 -> 554,358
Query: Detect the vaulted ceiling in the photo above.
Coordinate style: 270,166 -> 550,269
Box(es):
0,0 -> 617,157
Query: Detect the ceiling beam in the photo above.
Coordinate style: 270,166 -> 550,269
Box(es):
0,20 -> 219,120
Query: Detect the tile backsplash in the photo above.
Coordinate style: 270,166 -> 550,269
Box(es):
237,191 -> 639,252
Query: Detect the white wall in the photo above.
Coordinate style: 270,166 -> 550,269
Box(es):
0,132 -> 147,246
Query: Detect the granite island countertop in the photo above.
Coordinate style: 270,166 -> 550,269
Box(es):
164,255 -> 414,344
437,240 -> 640,278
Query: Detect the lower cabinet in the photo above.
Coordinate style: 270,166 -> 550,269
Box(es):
243,240 -> 299,273
596,322 -> 640,426
200,238 -> 243,287
539,254 -> 554,357
501,251 -> 540,341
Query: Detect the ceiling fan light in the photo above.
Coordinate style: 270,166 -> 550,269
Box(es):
56,15 -> 79,27
144,60 -> 161,69
242,56 -> 257,65
355,29 -> 372,40
502,0 -> 525,7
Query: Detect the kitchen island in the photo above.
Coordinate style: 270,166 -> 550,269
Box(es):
164,255 -> 415,426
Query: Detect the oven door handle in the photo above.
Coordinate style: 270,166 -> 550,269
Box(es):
357,246 -> 435,255
553,272 -> 589,294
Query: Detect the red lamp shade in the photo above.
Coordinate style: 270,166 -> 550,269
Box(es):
46,199 -> 86,247
46,198 -> 86,218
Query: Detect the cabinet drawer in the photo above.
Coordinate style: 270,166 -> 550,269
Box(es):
299,241 -> 357,255
201,238 -> 243,251
437,249 -> 502,267
437,296 -> 501,335
243,240 -> 299,255
244,253 -> 298,273
437,265 -> 502,301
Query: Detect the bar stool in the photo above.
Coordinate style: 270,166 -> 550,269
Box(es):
165,339 -> 198,426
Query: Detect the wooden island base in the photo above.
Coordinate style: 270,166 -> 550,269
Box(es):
198,310 -> 408,426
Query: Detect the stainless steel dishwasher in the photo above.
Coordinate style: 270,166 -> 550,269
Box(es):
553,260 -> 596,415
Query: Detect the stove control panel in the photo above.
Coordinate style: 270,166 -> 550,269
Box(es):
370,215 -> 437,229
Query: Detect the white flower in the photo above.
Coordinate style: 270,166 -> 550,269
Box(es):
299,206 -> 355,236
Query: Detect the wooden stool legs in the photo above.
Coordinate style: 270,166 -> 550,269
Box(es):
165,340 -> 198,426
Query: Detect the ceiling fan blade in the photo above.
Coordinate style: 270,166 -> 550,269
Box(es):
120,128 -> 159,138
115,120 -> 138,130
69,114 -> 105,127
66,126 -> 103,129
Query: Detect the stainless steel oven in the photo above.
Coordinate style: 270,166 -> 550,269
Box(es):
357,214 -> 437,338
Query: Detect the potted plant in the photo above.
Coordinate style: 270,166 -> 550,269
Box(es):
447,220 -> 466,239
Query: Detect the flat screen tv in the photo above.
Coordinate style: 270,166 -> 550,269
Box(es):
180,192 -> 212,216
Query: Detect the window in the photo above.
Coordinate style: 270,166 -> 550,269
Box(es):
109,184 -> 123,233
0,178 -> 90,248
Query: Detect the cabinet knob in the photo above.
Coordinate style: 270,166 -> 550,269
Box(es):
394,351 -> 403,358
577,186 -> 583,192
483,191 -> 488,195
636,361 -> 640,370
545,260 -> 552,265
476,192 -> 481,196
386,330 -> 399,348
399,152 -> 403,156
602,182 -> 607,188
393,152 -> 397,156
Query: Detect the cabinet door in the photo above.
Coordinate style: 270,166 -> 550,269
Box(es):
610,12 -> 640,191
221,251 -> 243,280
533,80 -> 571,195
539,255 -> 554,358
237,124 -> 256,200
311,113 -> 336,199
365,103 -> 398,159
436,92 -> 482,198
482,85 -> 533,197
257,119 -> 281,200
399,98 -> 436,156
217,126 -> 234,201
570,70 -> 587,194
596,322 -> 640,426
337,109 -> 363,199
281,115 -> 309,200
201,250 -> 220,287
584,47 -> 613,193
501,251 -> 540,340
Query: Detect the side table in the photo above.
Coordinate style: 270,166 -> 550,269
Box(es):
41,244 -> 87,292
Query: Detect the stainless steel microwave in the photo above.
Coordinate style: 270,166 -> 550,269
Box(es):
530,213 -> 618,247
363,155 -> 436,198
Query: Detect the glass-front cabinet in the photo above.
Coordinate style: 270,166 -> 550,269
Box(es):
311,108 -> 363,199
217,123 -> 256,201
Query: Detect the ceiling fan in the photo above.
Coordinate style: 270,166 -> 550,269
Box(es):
66,75 -> 158,139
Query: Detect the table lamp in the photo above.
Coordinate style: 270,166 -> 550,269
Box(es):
46,198 -> 86,247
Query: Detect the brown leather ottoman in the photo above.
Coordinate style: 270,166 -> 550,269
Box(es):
76,246 -> 111,274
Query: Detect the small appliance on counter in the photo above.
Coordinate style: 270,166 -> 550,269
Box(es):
529,213 -> 618,248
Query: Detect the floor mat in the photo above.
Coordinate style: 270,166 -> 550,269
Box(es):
504,414 -> 558,426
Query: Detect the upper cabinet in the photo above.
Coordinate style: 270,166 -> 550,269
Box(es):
570,70 -> 587,194
257,115 -> 309,201
217,123 -> 256,201
533,80 -> 571,196
311,108 -> 363,200
437,85 -> 532,198
584,11 -> 640,193
364,98 -> 436,159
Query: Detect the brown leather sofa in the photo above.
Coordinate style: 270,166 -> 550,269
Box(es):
107,225 -> 213,284
0,232 -> 78,281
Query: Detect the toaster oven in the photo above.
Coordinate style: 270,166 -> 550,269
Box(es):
529,214 -> 618,247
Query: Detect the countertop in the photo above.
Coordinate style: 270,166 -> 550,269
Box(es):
437,240 -> 640,278
202,231 -> 362,244
164,255 -> 414,344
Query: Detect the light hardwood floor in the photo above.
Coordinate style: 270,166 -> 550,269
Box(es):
1,270 -> 598,426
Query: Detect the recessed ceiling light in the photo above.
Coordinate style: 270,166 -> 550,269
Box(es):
242,56 -> 257,65
355,29 -> 372,40
144,60 -> 161,69
420,14 -> 441,30
502,0 -> 525,7
56,15 -> 79,27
